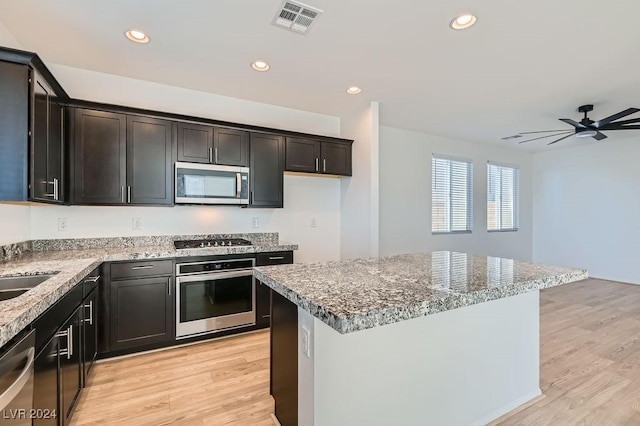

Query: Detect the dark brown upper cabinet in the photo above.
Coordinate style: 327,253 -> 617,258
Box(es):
72,109 -> 175,205
126,116 -> 175,205
285,137 -> 352,176
177,123 -> 249,167
250,133 -> 285,208
0,48 -> 69,203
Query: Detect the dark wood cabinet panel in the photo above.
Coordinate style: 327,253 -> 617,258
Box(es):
0,61 -> 29,201
250,133 -> 284,207
255,251 -> 294,329
33,336 -> 60,426
271,291 -> 298,426
214,127 -> 249,166
31,73 -> 65,203
321,141 -> 352,175
60,307 -> 82,425
285,137 -> 320,173
82,289 -> 98,384
177,122 -> 212,163
126,115 -> 175,205
109,276 -> 174,351
73,109 -> 126,204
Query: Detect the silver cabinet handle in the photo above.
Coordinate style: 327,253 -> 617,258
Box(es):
121,186 -> 125,203
236,172 -> 242,198
0,347 -> 34,410
56,325 -> 72,359
127,186 -> 131,204
168,280 -> 171,296
209,147 -> 213,163
323,159 -> 326,173
84,301 -> 93,326
269,256 -> 285,260
131,265 -> 154,270
44,178 -> 59,200
214,147 -> 218,164
315,158 -> 319,172
84,275 -> 100,283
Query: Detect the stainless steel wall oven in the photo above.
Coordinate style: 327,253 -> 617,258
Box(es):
175,258 -> 256,339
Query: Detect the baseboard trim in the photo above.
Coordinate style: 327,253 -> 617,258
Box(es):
472,388 -> 543,426
270,413 -> 282,426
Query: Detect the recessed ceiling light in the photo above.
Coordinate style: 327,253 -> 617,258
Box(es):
346,86 -> 362,95
251,61 -> 270,72
450,14 -> 477,30
125,30 -> 150,44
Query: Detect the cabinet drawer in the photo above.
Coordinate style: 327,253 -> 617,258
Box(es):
256,251 -> 294,266
82,267 -> 101,298
110,260 -> 173,279
33,282 -> 83,355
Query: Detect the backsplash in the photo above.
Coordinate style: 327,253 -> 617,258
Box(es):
1,233 -> 279,261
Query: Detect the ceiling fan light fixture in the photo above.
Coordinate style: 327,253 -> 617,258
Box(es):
450,14 -> 477,30
575,129 -> 598,138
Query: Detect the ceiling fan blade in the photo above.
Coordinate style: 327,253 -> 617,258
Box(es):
593,108 -> 640,128
599,118 -> 640,128
592,132 -> 607,141
559,118 -> 586,128
518,131 -> 573,144
547,133 -> 575,145
518,129 -> 572,135
599,125 -> 640,130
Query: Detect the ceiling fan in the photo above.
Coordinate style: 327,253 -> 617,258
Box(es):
507,105 -> 640,145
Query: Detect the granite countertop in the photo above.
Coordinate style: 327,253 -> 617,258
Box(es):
253,251 -> 588,334
0,234 -> 298,347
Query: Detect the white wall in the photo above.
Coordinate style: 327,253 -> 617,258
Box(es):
533,138 -> 640,283
379,126 -> 534,261
340,102 -> 380,259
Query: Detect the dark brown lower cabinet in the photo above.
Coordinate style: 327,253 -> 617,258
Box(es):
255,251 -> 294,329
82,289 -> 98,382
60,307 -> 82,425
109,276 -> 174,351
33,337 -> 60,426
271,291 -> 299,426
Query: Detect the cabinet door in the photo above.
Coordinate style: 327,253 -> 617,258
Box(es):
321,142 -> 352,176
285,137 -> 320,173
126,115 -> 175,205
48,94 -> 65,202
31,77 -> 49,201
82,289 -> 98,384
73,109 -> 126,204
213,127 -> 249,166
250,134 -> 284,208
60,307 -> 82,425
33,336 -> 60,426
177,122 -> 212,163
109,276 -> 174,351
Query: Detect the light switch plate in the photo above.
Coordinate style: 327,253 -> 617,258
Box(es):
132,218 -> 142,230
58,218 -> 69,231
252,218 -> 259,228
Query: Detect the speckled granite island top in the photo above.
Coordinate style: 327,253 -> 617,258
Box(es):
0,233 -> 297,347
253,251 -> 588,334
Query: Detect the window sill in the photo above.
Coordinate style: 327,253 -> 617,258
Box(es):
487,228 -> 519,233
432,230 -> 472,235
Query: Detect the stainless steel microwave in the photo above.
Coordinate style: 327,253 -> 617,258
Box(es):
175,162 -> 249,205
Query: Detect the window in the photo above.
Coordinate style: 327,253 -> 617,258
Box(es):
432,155 -> 473,233
487,162 -> 519,231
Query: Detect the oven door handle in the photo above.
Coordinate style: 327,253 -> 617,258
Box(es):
177,269 -> 254,282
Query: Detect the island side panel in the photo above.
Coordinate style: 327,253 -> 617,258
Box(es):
271,290 -> 299,426
309,291 -> 541,426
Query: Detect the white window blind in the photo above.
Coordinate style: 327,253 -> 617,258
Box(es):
487,163 -> 519,231
432,156 -> 473,233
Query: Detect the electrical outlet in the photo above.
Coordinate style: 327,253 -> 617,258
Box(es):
311,218 -> 317,228
252,217 -> 259,228
58,218 -> 69,231
301,326 -> 311,358
132,218 -> 142,230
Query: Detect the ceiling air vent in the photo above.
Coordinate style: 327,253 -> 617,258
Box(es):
272,1 -> 323,35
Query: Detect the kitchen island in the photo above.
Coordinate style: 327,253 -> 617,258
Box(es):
253,251 -> 588,426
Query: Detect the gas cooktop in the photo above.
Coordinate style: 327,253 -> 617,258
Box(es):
173,238 -> 253,249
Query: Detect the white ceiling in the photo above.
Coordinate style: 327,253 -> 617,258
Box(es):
2,0 -> 640,151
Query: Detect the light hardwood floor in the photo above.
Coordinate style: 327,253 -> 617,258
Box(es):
72,278 -> 640,425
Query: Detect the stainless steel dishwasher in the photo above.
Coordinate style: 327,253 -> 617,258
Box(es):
0,330 -> 35,425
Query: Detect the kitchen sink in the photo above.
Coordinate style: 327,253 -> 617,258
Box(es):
0,274 -> 55,301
